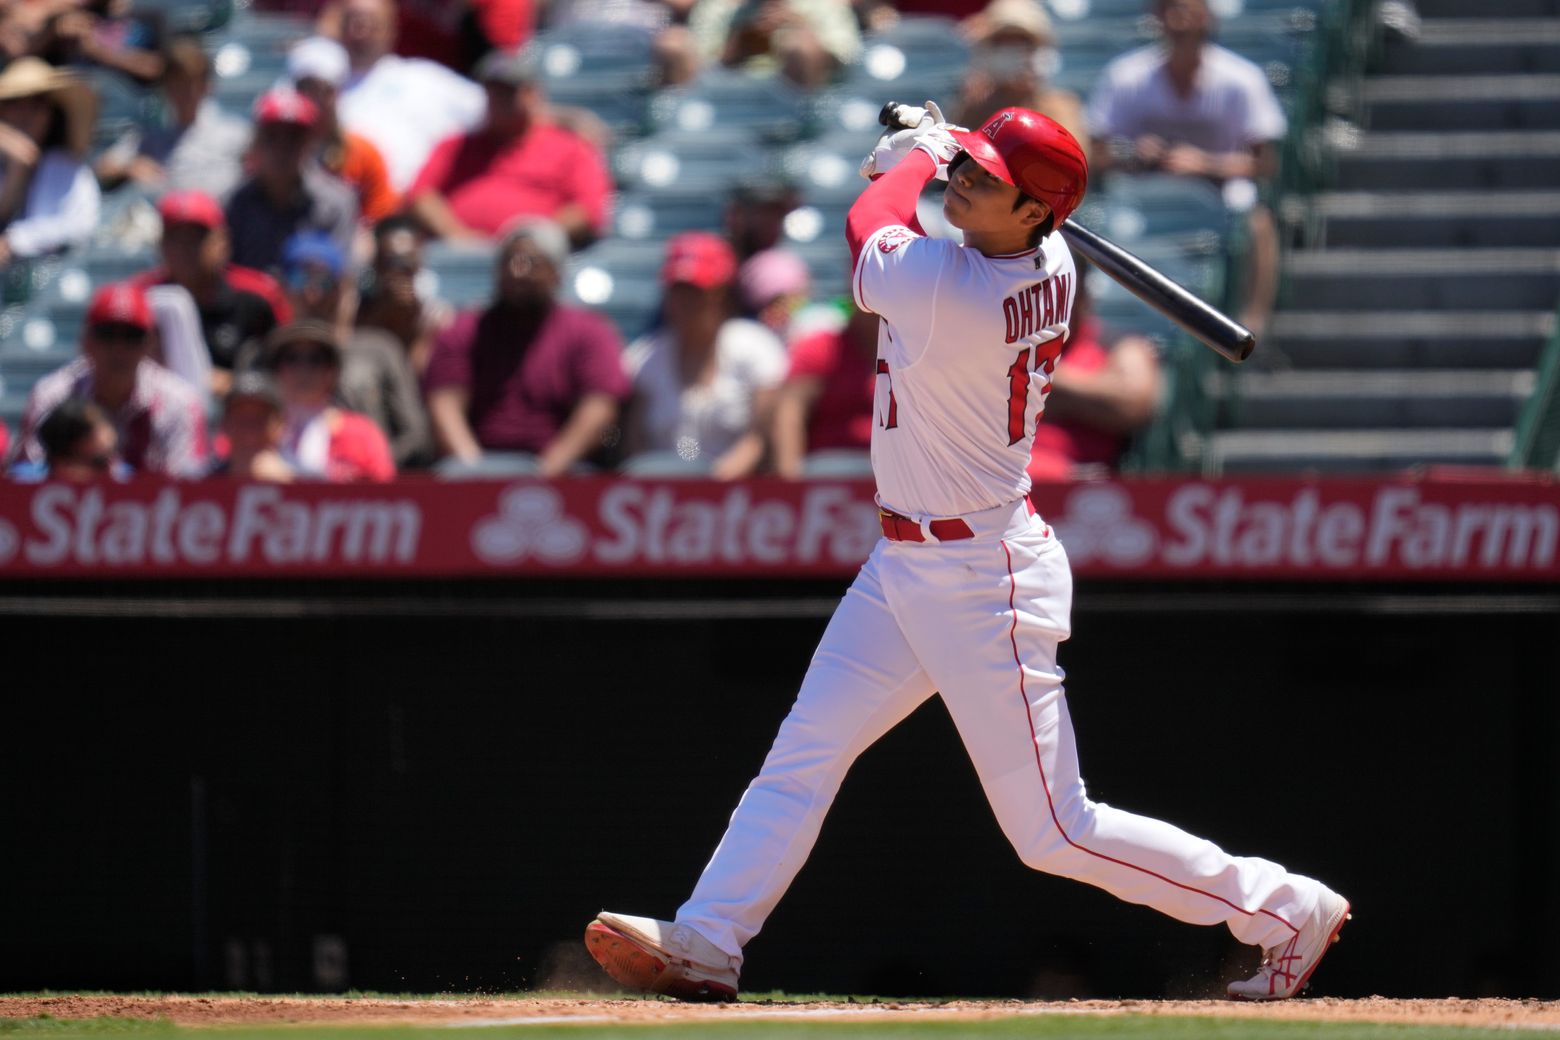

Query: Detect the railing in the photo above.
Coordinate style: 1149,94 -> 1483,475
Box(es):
1509,298 -> 1560,472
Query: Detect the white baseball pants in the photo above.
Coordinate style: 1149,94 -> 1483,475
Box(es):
677,501 -> 1326,966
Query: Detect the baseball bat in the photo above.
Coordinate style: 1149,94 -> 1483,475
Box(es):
877,102 -> 1255,364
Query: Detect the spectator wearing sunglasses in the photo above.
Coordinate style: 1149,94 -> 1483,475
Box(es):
16,283 -> 206,477
262,319 -> 394,482
272,230 -> 431,468
8,399 -> 128,482
355,215 -> 452,377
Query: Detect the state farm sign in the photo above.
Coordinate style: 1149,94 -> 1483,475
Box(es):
18,484 -> 421,567
0,476 -> 1555,580
469,484 -> 879,569
1047,482 -> 1559,575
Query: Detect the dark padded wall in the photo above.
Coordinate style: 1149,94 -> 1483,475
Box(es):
3,585 -> 1556,999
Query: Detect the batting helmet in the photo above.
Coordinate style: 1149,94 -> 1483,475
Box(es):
948,107 -> 1088,226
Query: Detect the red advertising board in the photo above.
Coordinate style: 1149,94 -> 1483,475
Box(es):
0,474 -> 1555,581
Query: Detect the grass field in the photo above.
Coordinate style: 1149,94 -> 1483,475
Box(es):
5,995 -> 1560,1040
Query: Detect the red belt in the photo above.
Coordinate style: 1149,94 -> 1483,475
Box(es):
879,508 -> 974,543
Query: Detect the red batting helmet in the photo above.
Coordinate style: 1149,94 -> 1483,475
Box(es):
948,107 -> 1088,226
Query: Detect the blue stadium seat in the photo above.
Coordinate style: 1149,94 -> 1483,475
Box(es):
848,16 -> 971,103
563,240 -> 666,341
136,0 -> 235,34
649,70 -> 808,142
422,242 -> 498,310
535,22 -> 658,91
1092,174 -> 1233,240
615,128 -> 771,195
612,189 -> 726,242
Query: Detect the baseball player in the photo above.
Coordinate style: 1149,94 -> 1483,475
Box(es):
585,104 -> 1349,1002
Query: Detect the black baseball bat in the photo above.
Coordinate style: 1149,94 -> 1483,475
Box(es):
876,103 -> 1255,364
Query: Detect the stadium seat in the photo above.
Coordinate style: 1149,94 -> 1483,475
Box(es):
564,240 -> 666,342
535,21 -> 658,91
802,449 -> 873,477
621,450 -> 713,475
422,242 -> 498,310
612,189 -> 725,242
435,453 -> 541,479
615,127 -> 772,195
848,16 -> 971,105
649,70 -> 808,142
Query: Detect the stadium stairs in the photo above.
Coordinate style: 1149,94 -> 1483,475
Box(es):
1208,0 -> 1560,473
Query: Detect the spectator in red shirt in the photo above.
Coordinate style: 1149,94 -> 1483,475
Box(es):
262,319 -> 395,482
1028,274 -> 1162,480
18,284 -> 208,478
405,48 -> 610,249
770,304 -> 877,479
132,190 -> 290,398
424,217 -> 628,476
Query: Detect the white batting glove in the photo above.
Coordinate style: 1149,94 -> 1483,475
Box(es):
860,100 -> 964,180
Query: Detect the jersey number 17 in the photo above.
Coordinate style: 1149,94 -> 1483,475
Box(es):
876,347 -> 1055,443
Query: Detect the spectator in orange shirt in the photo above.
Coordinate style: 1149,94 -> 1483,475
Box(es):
287,35 -> 399,227
405,47 -> 610,249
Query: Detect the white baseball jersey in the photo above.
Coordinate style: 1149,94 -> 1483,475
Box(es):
853,224 -> 1077,518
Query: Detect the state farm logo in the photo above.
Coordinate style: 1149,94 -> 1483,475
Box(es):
471,484 -> 588,565
0,517 -> 16,565
1052,484 -> 1155,566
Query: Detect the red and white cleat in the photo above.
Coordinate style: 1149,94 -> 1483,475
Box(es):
584,912 -> 740,1003
1228,889 -> 1351,1000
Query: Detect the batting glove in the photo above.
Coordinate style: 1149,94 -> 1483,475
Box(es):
860,100 -> 964,181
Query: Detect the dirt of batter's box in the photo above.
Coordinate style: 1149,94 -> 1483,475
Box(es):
3,994 -> 1560,1029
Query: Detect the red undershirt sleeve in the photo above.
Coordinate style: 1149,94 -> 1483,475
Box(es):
846,150 -> 937,268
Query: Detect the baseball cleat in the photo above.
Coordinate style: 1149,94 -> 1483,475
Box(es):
584,912 -> 739,1002
1227,889 -> 1351,1000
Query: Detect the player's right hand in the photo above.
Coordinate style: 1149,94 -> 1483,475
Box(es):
860,100 -> 963,181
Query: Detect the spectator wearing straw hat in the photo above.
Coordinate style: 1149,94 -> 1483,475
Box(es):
0,57 -> 100,269
224,89 -> 358,275
955,0 -> 1089,154
286,35 -> 399,226
18,283 -> 207,477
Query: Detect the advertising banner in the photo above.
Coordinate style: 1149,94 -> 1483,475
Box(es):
0,475 -> 1555,581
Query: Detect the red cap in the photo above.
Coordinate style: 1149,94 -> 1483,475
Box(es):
86,283 -> 153,331
158,189 -> 225,230
662,232 -> 737,290
949,107 -> 1088,226
253,89 -> 319,127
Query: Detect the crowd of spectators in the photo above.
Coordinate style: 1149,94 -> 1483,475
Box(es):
0,0 -> 1289,483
